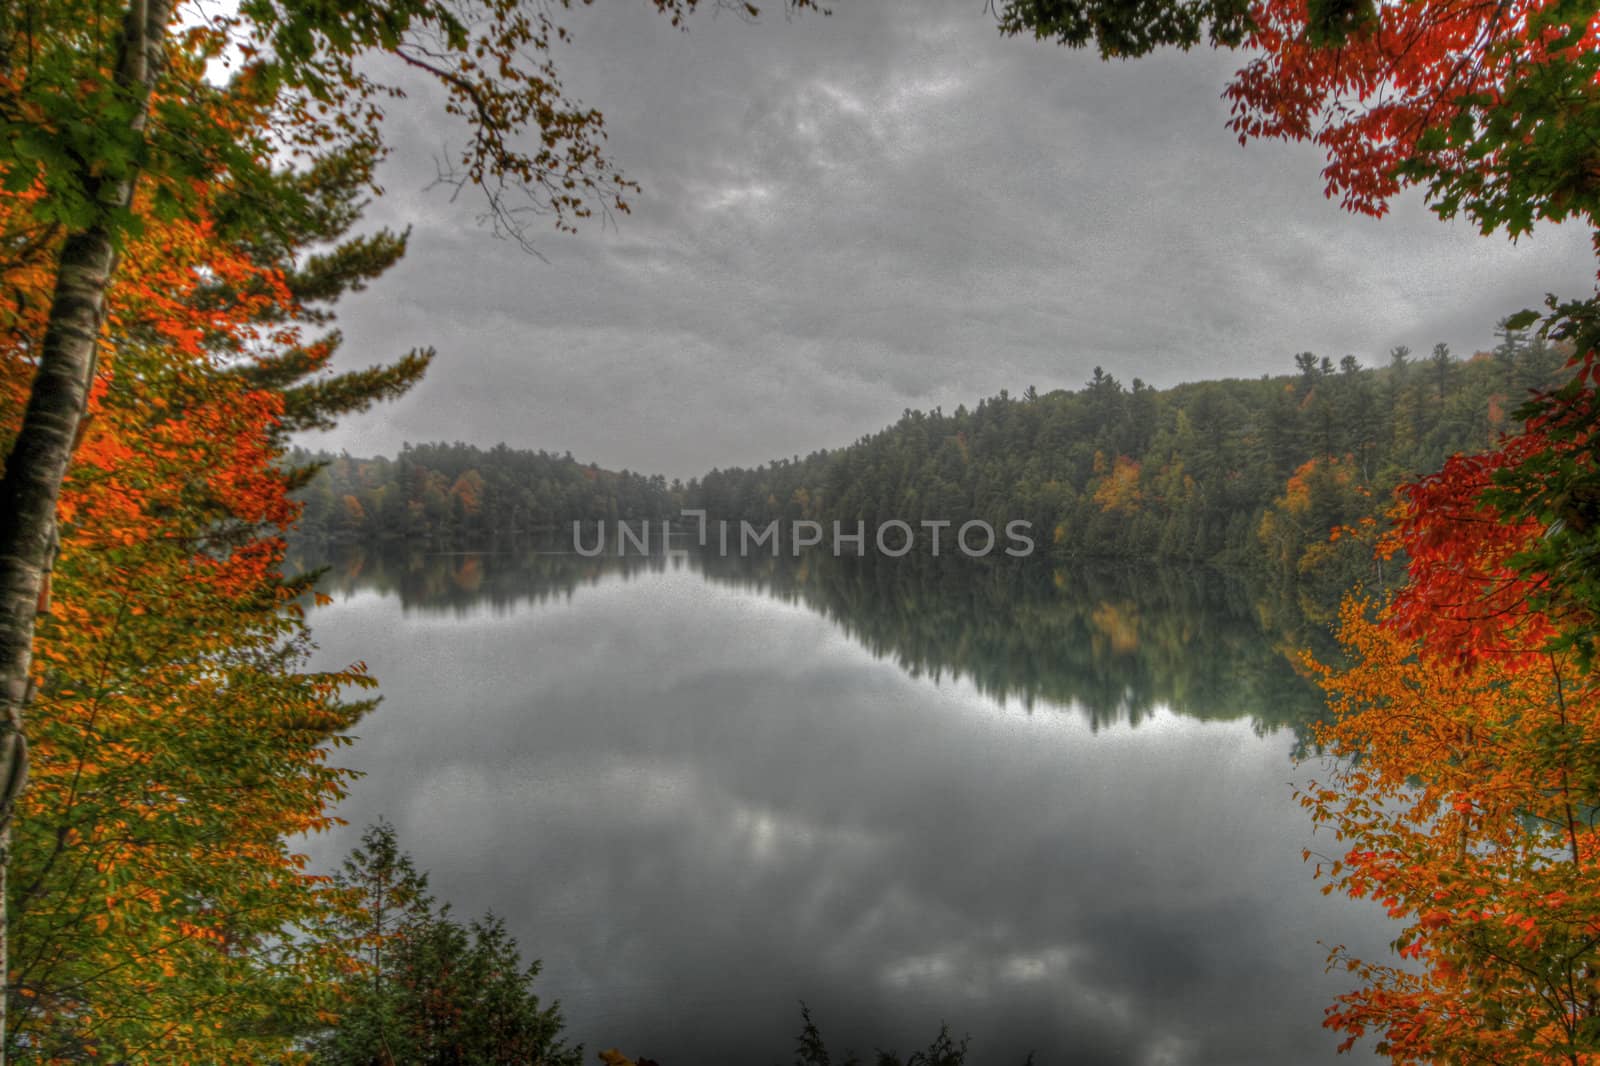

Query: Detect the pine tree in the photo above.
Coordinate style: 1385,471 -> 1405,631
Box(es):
312,822 -> 582,1066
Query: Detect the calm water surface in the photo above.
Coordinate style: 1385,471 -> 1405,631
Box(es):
297,548 -> 1392,1065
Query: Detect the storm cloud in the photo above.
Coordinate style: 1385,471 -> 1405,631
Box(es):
314,0 -> 1598,479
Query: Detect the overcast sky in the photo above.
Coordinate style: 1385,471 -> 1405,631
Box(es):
312,0 -> 1599,481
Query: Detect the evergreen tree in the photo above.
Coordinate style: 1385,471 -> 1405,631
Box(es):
313,823 -> 581,1066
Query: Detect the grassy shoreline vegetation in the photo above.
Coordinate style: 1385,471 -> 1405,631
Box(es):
6,0 -> 1600,1061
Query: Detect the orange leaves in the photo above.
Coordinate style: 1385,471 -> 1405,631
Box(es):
1008,0 -> 1600,257
1305,583 -> 1600,1060
1417,909 -> 1452,932
1305,369 -> 1600,1055
113,202 -> 296,361
1383,432 -> 1559,669
1090,454 -> 1142,515
0,128 -> 374,1065
1217,0 -> 1600,246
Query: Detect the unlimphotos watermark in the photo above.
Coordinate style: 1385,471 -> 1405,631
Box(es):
574,511 -> 1035,558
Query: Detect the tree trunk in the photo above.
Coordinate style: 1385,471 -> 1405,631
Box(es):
0,0 -> 169,1058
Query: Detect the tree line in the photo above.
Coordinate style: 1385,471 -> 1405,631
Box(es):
6,0 -> 1600,1057
303,329 -> 1565,600
680,336 -> 1563,590
292,442 -> 677,542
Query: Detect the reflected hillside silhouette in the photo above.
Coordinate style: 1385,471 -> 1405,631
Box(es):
295,542 -> 1330,734
698,552 -> 1329,734
289,542 -> 685,617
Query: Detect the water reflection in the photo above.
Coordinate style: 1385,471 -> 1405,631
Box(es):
295,546 -> 1386,1064
697,552 -> 1333,734
293,544 -> 1333,734
291,543 -> 681,618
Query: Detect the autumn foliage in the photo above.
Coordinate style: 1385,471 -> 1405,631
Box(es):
1303,428 -> 1600,1061
0,129 -> 424,1059
994,2 -> 1600,1058
1002,0 -> 1600,241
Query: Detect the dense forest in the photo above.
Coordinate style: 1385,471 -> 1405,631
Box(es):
291,442 -> 678,541
302,327 -> 1565,595
683,333 -> 1565,586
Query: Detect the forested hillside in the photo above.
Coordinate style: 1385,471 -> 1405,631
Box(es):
292,441 -> 678,541
684,332 -> 1565,587
299,327 -> 1563,594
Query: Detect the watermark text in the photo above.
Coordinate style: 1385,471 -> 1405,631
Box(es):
573,512 -> 1035,558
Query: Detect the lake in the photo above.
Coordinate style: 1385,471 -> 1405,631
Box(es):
294,545 -> 1394,1065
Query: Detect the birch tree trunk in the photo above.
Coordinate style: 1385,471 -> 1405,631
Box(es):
0,1 -> 170,1058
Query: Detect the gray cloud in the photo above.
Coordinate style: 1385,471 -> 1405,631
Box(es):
312,0 -> 1597,479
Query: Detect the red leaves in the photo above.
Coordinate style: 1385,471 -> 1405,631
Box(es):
1293,368 -> 1600,1054
1382,433 -> 1557,668
1306,515 -> 1600,1059
0,138 -> 375,1062
1219,0 -> 1600,241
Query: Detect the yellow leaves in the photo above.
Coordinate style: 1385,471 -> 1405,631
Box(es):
1303,582 -> 1600,1059
5,276 -> 368,1065
1089,601 -> 1140,654
1091,454 -> 1142,515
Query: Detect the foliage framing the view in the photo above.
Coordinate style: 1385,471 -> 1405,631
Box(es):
0,0 -> 819,1059
998,0 -> 1600,1061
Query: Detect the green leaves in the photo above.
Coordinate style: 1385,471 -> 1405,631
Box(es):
1304,0 -> 1376,47
0,63 -> 153,239
995,0 -> 1256,55
1005,0 -> 1600,240
1504,309 -> 1542,332
311,822 -> 583,1066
